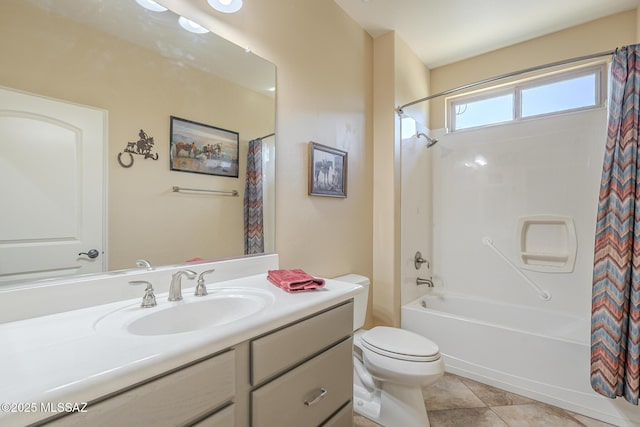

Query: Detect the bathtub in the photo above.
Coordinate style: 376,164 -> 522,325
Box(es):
401,292 -> 640,427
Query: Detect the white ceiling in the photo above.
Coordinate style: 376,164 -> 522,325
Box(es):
334,0 -> 639,68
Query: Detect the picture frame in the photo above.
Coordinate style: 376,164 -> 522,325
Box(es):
169,116 -> 239,178
308,142 -> 347,198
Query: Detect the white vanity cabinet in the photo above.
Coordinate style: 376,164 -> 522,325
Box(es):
39,300 -> 353,427
251,339 -> 353,427
192,405 -> 235,427
250,301 -> 353,427
46,350 -> 236,426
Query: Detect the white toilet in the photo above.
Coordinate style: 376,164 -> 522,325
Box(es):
334,274 -> 444,427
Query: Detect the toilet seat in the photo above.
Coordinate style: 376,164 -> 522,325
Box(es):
361,326 -> 440,362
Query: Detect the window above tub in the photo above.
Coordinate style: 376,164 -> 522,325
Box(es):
446,63 -> 606,132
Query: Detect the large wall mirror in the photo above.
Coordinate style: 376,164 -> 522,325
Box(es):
0,0 -> 275,284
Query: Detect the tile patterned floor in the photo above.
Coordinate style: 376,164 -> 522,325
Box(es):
352,373 -> 616,427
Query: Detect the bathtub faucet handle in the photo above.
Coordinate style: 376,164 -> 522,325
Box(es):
416,277 -> 434,287
414,251 -> 429,270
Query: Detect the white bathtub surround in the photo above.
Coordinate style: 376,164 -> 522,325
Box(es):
481,237 -> 551,301
402,292 -> 640,427
396,66 -> 630,426
426,107 -> 606,314
0,255 -> 362,426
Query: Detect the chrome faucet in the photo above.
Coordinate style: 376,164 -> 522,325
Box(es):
135,259 -> 153,270
168,269 -> 197,301
416,277 -> 434,287
195,269 -> 215,297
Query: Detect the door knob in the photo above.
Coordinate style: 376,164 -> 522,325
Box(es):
78,249 -> 100,259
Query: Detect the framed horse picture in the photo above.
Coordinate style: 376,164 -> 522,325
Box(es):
308,142 -> 347,198
169,116 -> 239,178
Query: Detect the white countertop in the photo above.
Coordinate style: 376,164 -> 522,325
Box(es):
0,274 -> 361,426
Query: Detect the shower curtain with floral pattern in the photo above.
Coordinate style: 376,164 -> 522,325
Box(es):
243,138 -> 264,254
591,44 -> 640,405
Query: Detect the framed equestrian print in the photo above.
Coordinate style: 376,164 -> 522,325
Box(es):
308,142 -> 347,198
169,116 -> 239,178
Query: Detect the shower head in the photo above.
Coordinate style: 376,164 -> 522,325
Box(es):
416,132 -> 438,148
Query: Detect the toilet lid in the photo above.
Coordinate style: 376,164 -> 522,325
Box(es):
361,326 -> 440,362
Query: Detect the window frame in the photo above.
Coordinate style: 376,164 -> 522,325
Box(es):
448,88 -> 515,131
446,63 -> 606,133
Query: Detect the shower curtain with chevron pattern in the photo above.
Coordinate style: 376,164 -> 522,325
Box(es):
244,139 -> 264,255
591,45 -> 640,405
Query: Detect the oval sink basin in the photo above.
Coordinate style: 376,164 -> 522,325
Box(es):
95,288 -> 274,336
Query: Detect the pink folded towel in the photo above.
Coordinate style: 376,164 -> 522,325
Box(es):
267,269 -> 325,293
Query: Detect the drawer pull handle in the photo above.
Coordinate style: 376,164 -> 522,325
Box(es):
304,387 -> 328,406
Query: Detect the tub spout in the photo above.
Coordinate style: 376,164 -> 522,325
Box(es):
417,277 -> 434,287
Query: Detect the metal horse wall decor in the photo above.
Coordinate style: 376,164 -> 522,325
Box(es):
117,129 -> 159,168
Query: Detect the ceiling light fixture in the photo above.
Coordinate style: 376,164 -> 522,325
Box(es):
135,0 -> 168,12
207,0 -> 243,14
178,16 -> 210,34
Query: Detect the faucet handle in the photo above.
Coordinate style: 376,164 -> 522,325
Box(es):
129,280 -> 157,308
195,269 -> 215,297
414,251 -> 429,270
135,259 -> 153,270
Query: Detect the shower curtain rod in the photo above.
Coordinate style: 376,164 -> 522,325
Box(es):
396,49 -> 615,114
254,132 -> 275,141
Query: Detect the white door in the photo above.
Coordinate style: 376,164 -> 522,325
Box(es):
0,87 -> 106,284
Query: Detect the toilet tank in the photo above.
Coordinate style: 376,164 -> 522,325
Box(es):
333,274 -> 370,331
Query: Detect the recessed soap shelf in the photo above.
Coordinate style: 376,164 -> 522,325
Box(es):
516,215 -> 577,273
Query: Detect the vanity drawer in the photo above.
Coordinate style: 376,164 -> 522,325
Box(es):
192,404 -> 235,427
251,301 -> 353,385
251,337 -> 353,427
321,402 -> 353,427
48,350 -> 235,427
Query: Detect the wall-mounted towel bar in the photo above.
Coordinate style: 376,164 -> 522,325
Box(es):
172,186 -> 238,196
482,237 -> 551,301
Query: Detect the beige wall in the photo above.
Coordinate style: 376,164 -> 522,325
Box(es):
371,32 -> 430,327
429,10 -> 637,130
161,0 -> 375,283
372,33 -> 399,326
638,7 -> 640,41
